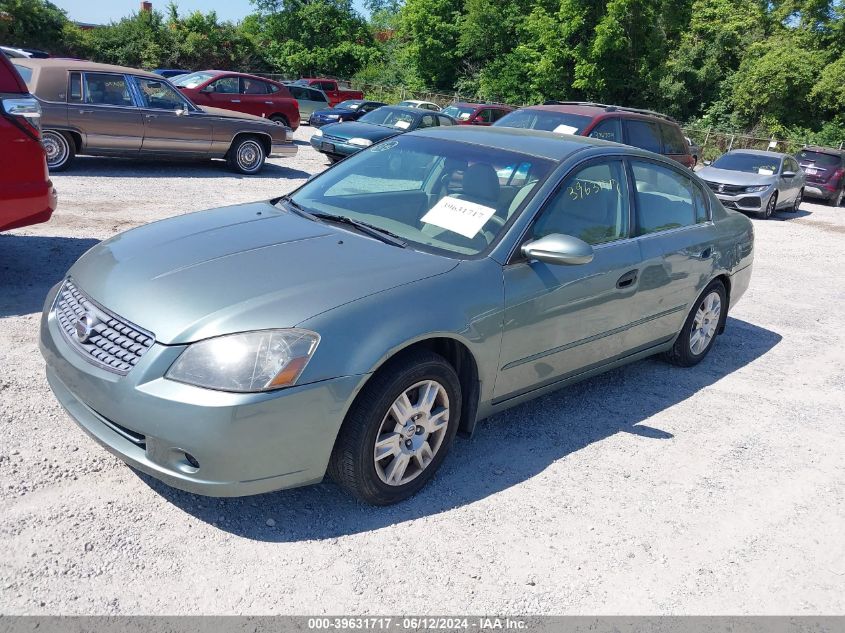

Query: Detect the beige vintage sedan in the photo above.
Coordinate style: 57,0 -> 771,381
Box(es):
12,59 -> 296,174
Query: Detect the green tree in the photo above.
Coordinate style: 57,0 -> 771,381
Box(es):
0,0 -> 84,55
82,8 -> 170,68
398,0 -> 463,89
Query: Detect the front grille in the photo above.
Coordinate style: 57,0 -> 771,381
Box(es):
321,133 -> 344,143
54,279 -> 155,375
704,181 -> 746,195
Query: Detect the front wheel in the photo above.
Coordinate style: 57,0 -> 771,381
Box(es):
663,280 -> 726,367
226,136 -> 266,174
42,130 -> 75,172
762,192 -> 777,219
791,188 -> 803,212
328,350 -> 461,505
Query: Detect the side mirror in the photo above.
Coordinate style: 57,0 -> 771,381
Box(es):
703,160 -> 712,166
521,233 -> 594,266
782,171 -> 796,178
175,107 -> 187,116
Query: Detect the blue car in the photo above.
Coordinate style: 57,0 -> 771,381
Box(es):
309,99 -> 386,127
152,68 -> 190,79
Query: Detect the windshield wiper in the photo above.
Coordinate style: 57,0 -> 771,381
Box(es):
310,212 -> 407,248
277,195 -> 318,221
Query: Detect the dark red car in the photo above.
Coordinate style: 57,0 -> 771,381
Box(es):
172,71 -> 300,130
0,54 -> 56,232
795,147 -> 845,207
441,102 -> 513,125
494,102 -> 695,169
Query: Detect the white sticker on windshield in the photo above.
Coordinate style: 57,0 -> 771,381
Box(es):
758,168 -> 774,175
421,196 -> 497,238
553,124 -> 579,135
459,113 -> 472,120
395,120 -> 411,129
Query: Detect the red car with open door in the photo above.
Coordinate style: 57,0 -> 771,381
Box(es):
173,71 -> 300,130
0,53 -> 56,232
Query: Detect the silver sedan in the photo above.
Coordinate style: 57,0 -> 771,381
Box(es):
697,150 -> 806,219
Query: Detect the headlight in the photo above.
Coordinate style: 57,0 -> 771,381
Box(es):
348,137 -> 373,147
326,114 -> 340,120
312,128 -> 323,137
745,184 -> 770,193
166,329 -> 320,392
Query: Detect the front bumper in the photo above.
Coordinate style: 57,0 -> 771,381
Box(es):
39,284 -> 364,497
713,189 -> 771,212
309,135 -> 362,158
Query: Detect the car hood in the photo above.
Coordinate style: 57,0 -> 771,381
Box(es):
697,167 -> 777,186
67,202 -> 458,345
321,120 -> 402,141
197,105 -> 275,125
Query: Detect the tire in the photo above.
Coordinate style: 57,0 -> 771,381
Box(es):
42,130 -> 75,172
829,189 -> 844,207
226,135 -> 266,174
327,155 -> 341,164
269,114 -> 289,128
791,188 -> 803,212
328,350 -> 462,505
762,191 -> 777,219
663,280 -> 727,367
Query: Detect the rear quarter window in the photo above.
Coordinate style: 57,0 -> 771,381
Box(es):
660,123 -> 688,155
10,63 -> 32,87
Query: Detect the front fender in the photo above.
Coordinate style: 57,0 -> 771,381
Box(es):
295,257 -> 505,406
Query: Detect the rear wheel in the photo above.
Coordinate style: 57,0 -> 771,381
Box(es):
42,130 -> 75,172
328,350 -> 461,505
226,135 -> 265,174
791,188 -> 803,212
762,192 -> 777,219
269,114 -> 289,128
663,280 -> 726,367
829,189 -> 844,207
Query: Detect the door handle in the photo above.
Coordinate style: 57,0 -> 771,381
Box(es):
616,269 -> 638,289
264,101 -> 273,105
230,99 -> 241,103
145,114 -> 157,119
78,109 -> 94,114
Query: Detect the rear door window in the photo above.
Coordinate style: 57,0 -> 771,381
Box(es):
624,119 -> 662,153
83,73 -> 133,106
588,117 -> 622,142
241,77 -> 269,95
631,160 -> 708,235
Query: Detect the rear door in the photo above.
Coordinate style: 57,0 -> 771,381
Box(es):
238,77 -> 276,118
69,72 -> 143,152
290,86 -> 328,119
628,158 -> 716,345
495,158 -> 643,400
133,76 -> 210,155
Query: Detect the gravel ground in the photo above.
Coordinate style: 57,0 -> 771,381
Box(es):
1,126 -> 844,615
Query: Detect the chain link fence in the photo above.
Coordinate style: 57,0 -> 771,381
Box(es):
683,127 -> 845,163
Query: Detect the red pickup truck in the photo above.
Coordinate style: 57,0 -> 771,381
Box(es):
292,78 -> 363,107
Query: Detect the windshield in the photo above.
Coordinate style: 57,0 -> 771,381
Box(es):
359,107 -> 417,130
285,135 -> 554,257
171,71 -> 216,89
494,109 -> 592,135
442,105 -> 476,121
336,100 -> 361,110
796,150 -> 840,168
712,152 -> 781,175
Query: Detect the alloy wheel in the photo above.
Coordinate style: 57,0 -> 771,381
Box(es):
793,189 -> 803,212
764,193 -> 777,219
373,380 -> 450,486
689,291 -> 722,356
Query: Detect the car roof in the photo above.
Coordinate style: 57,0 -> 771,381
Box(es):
406,125 -> 625,161
13,58 -> 161,101
726,149 -> 787,159
195,70 -> 284,84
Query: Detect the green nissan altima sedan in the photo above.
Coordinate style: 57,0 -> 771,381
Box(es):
40,127 -> 754,505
